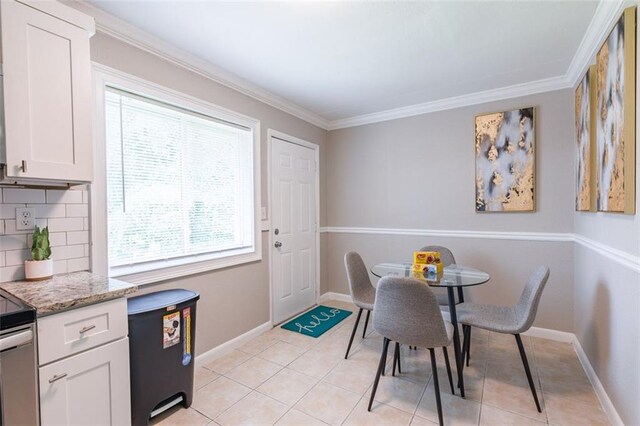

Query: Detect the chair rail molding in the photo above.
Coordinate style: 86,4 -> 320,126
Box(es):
320,227 -> 640,273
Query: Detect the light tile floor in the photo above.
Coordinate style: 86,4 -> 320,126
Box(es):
151,300 -> 610,426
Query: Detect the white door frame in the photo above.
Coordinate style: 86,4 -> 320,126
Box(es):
267,129 -> 320,325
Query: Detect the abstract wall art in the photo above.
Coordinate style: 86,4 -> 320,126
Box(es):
475,107 -> 535,212
575,65 -> 596,212
595,7 -> 636,214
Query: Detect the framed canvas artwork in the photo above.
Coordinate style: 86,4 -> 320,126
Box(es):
575,65 -> 596,212
475,108 -> 535,212
595,7 -> 636,214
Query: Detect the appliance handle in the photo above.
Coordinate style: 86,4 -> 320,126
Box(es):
0,329 -> 33,352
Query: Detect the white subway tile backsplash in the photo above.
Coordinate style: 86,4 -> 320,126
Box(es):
67,231 -> 89,245
4,219 -> 47,235
1,187 -> 91,282
0,204 -> 25,220
54,245 -> 84,260
46,189 -> 83,204
0,265 -> 24,282
47,217 -> 84,232
66,204 -> 88,218
28,203 -> 66,218
53,260 -> 68,275
67,257 -> 89,273
3,188 -> 46,204
50,232 -> 67,247
0,234 -> 28,250
5,249 -> 30,266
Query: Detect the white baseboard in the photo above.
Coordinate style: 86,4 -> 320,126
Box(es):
571,335 -> 624,426
195,321 -> 272,368
319,291 -> 622,425
522,326 -> 574,342
318,291 -> 352,304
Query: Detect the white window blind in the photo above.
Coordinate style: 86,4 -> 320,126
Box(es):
104,87 -> 255,274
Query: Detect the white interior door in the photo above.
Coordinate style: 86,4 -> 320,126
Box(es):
271,136 -> 317,324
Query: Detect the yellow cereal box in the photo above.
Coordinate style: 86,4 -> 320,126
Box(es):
413,251 -> 440,265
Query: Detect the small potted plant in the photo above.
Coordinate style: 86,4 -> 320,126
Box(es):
25,225 -> 53,281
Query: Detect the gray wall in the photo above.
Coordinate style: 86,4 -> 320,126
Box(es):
90,33 -> 328,355
325,89 -> 576,331
571,24 -> 640,424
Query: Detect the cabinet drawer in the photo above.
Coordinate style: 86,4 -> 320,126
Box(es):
39,338 -> 131,426
38,298 -> 127,365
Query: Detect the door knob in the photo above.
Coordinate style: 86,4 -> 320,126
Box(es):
274,241 -> 282,248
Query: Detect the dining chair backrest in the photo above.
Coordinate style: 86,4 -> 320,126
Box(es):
514,266 -> 550,333
373,276 -> 450,349
344,252 -> 374,304
419,245 -> 456,266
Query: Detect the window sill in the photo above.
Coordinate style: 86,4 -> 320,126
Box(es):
110,251 -> 262,286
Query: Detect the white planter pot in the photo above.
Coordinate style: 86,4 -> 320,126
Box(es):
24,259 -> 53,281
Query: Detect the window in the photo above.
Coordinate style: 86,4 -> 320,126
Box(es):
103,85 -> 259,279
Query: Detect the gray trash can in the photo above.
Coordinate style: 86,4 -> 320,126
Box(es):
127,289 -> 200,425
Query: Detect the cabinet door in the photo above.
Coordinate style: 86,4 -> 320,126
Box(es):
39,338 -> 131,426
1,0 -> 93,182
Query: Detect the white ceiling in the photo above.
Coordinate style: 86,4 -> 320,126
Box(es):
88,1 -> 599,123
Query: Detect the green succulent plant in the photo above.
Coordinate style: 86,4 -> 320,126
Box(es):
31,226 -> 51,261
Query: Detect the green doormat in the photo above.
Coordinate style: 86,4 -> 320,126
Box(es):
281,305 -> 352,338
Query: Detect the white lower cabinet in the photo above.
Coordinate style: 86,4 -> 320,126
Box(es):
39,338 -> 131,426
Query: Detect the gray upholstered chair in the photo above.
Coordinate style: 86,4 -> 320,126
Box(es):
418,245 -> 457,307
343,252 -> 377,359
456,266 -> 550,413
368,276 -> 453,426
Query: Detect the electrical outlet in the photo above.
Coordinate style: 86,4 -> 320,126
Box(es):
16,207 -> 36,231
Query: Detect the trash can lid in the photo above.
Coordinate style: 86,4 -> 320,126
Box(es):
127,289 -> 200,315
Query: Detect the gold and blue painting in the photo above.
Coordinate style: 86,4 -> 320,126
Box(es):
595,6 -> 636,214
475,107 -> 535,212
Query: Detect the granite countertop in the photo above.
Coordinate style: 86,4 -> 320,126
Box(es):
0,272 -> 138,316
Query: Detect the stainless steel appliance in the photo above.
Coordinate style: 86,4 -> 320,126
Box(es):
0,289 -> 39,425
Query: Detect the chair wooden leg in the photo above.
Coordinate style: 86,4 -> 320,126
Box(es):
345,308 -> 362,359
397,344 -> 402,374
514,334 -> 542,413
442,346 -> 455,395
368,337 -> 390,411
362,309 -> 371,338
429,348 -> 444,426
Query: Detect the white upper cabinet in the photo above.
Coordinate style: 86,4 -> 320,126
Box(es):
0,0 -> 95,183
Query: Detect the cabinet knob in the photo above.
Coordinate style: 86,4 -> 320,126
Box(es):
20,160 -> 27,173
49,373 -> 67,383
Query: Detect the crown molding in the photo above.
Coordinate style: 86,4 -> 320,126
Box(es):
327,75 -> 572,130
66,0 -> 628,131
327,0 -> 629,130
565,0 -> 627,88
65,0 -> 330,130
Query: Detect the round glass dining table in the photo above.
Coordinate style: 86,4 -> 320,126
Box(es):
370,262 -> 490,399
370,262 -> 490,287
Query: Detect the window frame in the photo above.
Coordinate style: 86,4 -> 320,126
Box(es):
92,64 -> 262,285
